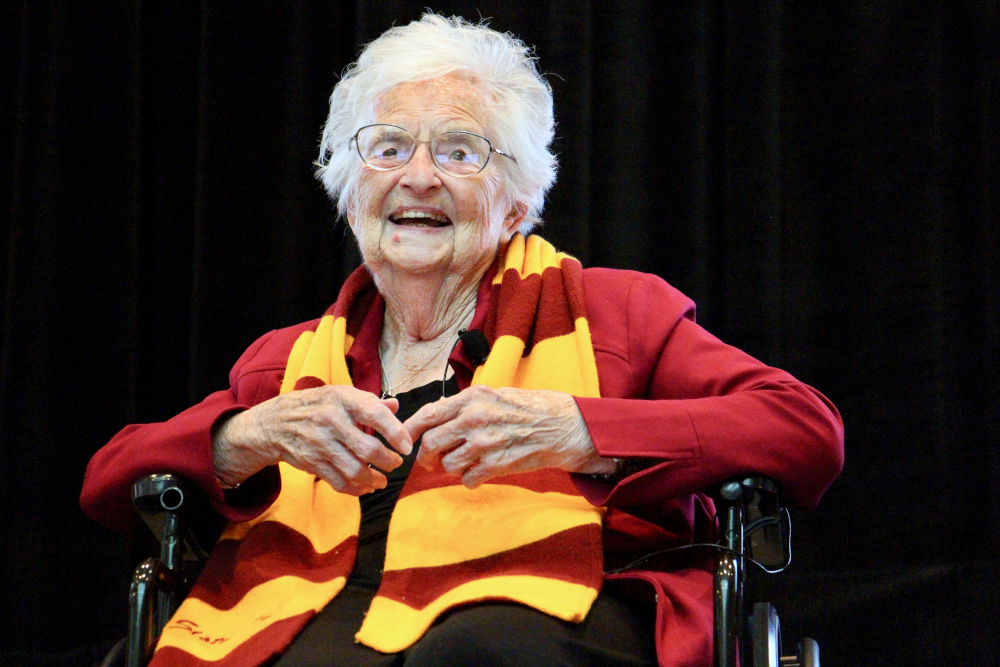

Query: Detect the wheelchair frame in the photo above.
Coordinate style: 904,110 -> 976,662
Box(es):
112,474 -> 820,667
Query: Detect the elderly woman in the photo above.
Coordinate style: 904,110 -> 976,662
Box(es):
81,14 -> 843,667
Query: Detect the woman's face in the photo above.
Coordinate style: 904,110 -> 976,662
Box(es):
347,75 -> 524,284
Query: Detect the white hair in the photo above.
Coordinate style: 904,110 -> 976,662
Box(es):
315,13 -> 557,233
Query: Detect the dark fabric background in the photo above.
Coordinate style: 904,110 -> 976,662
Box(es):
2,2 -> 997,665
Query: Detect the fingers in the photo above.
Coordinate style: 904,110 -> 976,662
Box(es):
265,385 -> 412,495
414,430 -> 458,472
262,383 -> 583,497
460,462 -> 497,489
409,386 -> 511,474
307,386 -> 409,465
283,421 -> 389,493
404,392 -> 469,442
407,389 -> 488,471
405,386 -> 593,489
446,438 -> 537,489
312,459 -> 381,496
331,423 -> 401,476
346,394 -> 413,456
328,441 -> 389,491
324,389 -> 411,476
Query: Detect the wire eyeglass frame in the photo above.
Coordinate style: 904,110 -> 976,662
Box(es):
350,123 -> 516,177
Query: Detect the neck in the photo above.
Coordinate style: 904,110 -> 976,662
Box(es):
374,268 -> 482,394
378,268 -> 480,341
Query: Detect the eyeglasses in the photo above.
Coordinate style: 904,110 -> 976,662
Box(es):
350,124 -> 516,177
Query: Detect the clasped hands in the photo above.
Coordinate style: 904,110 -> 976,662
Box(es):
212,384 -> 616,496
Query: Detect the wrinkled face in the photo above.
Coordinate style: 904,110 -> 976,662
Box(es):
347,75 -> 524,284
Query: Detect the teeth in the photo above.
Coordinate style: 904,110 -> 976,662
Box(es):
392,211 -> 450,223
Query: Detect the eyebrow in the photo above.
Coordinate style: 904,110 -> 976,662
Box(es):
377,116 -> 485,137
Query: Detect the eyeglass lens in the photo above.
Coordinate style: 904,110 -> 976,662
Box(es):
356,125 -> 489,175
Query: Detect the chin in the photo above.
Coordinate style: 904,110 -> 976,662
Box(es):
376,224 -> 452,273
382,251 -> 452,276
374,243 -> 452,278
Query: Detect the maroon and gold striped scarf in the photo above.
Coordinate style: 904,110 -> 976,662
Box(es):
151,235 -> 605,666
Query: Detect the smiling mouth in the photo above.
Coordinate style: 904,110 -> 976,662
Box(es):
388,211 -> 453,228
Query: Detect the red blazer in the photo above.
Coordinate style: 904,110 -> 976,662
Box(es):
81,267 -> 844,667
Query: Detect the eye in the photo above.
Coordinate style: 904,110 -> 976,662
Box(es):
371,140 -> 413,164
435,135 -> 483,163
356,126 -> 414,166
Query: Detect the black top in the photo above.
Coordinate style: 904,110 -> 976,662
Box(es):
348,376 -> 460,590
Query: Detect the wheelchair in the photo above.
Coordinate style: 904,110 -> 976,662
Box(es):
100,474 -> 820,667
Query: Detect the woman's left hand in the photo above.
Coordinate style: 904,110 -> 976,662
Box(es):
404,385 -> 616,488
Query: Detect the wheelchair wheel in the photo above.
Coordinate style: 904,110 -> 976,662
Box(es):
97,637 -> 127,667
751,602 -> 781,667
797,638 -> 820,667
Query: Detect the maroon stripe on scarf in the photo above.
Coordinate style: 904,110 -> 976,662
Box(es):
483,264 -> 580,353
331,265 -> 373,320
532,265 -> 576,345
559,257 -> 589,323
293,376 -> 326,391
486,268 -> 541,345
332,265 -> 385,340
376,523 -> 603,609
149,611 -> 315,667
184,526 -> 357,611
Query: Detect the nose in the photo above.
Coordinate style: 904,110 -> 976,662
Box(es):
398,143 -> 442,194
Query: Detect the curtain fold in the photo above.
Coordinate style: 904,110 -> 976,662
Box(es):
2,1 -> 997,663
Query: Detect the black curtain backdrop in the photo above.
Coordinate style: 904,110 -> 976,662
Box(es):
2,2 -> 998,665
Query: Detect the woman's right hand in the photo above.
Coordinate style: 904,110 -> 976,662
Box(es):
211,385 -> 413,496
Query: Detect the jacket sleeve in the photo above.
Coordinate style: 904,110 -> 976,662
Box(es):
574,270 -> 844,510
79,330 -> 286,531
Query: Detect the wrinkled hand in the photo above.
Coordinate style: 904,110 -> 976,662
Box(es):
212,385 -> 413,495
404,385 -> 615,488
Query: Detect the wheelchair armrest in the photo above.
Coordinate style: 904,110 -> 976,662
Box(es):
717,475 -> 778,502
131,474 -> 224,564
715,475 -> 787,569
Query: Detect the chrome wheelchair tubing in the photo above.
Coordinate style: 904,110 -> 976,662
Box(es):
715,480 -> 745,667
156,509 -> 187,637
127,558 -> 163,667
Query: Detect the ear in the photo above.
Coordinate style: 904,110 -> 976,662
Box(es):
344,196 -> 358,232
500,201 -> 529,242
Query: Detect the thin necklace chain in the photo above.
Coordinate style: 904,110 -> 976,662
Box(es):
379,334 -> 455,399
